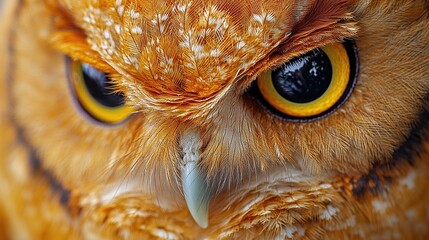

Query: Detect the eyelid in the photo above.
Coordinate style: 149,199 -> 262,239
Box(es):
51,28 -> 114,75
239,39 -> 354,91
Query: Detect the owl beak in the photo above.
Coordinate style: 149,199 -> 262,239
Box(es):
180,129 -> 210,228
182,159 -> 210,228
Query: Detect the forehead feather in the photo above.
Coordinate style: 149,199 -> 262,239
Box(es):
61,0 -> 294,91
56,0 -> 356,118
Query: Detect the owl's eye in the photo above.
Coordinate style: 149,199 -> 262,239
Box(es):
253,40 -> 358,121
67,58 -> 134,124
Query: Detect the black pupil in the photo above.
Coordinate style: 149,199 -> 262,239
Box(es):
81,64 -> 125,107
272,49 -> 332,103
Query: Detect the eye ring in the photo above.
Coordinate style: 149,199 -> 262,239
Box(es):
66,57 -> 134,124
251,40 -> 359,122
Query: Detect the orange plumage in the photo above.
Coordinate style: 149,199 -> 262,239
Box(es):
1,0 -> 429,239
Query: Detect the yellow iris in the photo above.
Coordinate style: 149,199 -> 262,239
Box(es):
69,59 -> 134,124
257,42 -> 350,118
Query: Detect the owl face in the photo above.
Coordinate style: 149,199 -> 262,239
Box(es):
10,0 -> 429,231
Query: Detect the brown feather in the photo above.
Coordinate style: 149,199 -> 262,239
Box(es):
1,0 -> 429,239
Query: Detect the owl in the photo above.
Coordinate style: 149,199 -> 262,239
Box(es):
0,0 -> 429,239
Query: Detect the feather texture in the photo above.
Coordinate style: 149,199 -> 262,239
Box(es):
1,0 -> 429,239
